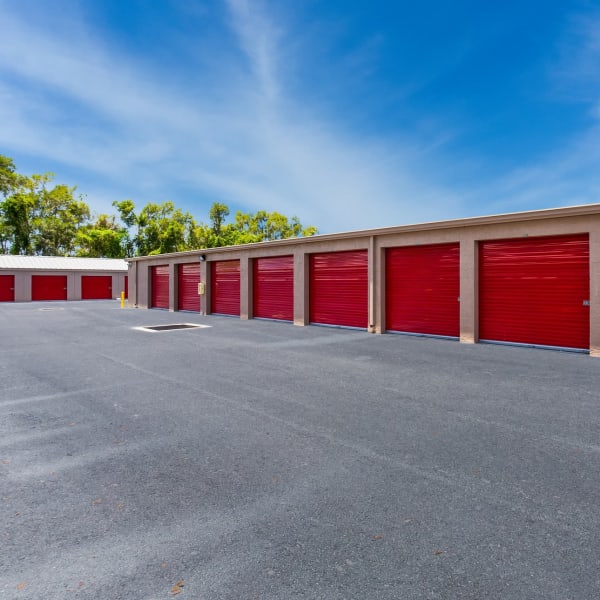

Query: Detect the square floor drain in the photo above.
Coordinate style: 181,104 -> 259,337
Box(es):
136,323 -> 211,332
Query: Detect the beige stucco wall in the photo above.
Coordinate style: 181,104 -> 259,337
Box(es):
127,205 -> 600,356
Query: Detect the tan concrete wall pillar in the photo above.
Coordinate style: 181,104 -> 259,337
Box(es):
294,250 -> 309,326
459,237 -> 478,344
137,263 -> 149,309
113,273 -> 127,300
368,235 -> 378,333
375,243 -> 386,333
14,273 -> 30,302
200,260 -> 209,315
168,263 -> 176,312
129,262 -> 138,307
240,256 -> 251,320
590,228 -> 600,357
68,273 -> 79,300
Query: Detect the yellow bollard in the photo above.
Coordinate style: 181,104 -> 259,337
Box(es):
121,291 -> 125,308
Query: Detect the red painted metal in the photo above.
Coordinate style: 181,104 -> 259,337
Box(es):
124,275 -> 128,299
309,250 -> 368,328
253,255 -> 294,321
31,275 -> 67,301
81,275 -> 112,300
151,265 -> 169,309
479,234 -> 590,349
211,260 -> 240,316
0,274 -> 15,302
386,243 -> 460,337
178,263 -> 201,312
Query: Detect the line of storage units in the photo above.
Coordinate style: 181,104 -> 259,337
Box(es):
127,204 -> 600,357
0,256 -> 128,302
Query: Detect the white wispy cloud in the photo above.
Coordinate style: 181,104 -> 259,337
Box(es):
1,1 -> 598,234
225,0 -> 283,103
0,1 -> 468,231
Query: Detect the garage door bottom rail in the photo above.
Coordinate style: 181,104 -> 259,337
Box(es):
386,329 -> 459,341
309,322 -> 366,331
253,317 -> 293,324
479,339 -> 588,354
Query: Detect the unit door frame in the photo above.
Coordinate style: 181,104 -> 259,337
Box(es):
81,275 -> 113,300
178,263 -> 201,312
151,265 -> 170,309
309,250 -> 368,329
31,275 -> 68,301
253,255 -> 294,322
385,242 -> 460,338
211,260 -> 240,316
0,274 -> 15,302
478,234 -> 590,350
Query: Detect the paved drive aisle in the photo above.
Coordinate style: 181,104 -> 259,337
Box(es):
1,301 -> 599,599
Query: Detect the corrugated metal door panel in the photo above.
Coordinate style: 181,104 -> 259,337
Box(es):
386,243 -> 460,337
81,275 -> 112,300
309,250 -> 368,328
178,263 -> 201,312
211,260 -> 240,316
479,234 -> 590,349
31,275 -> 67,301
151,265 -> 170,309
0,275 -> 15,302
253,256 -> 294,321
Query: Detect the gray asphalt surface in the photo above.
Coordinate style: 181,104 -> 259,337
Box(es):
1,300 -> 599,599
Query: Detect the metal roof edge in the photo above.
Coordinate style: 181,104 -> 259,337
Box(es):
0,256 -> 128,270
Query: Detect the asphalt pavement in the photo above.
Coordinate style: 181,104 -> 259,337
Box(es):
1,300 -> 599,599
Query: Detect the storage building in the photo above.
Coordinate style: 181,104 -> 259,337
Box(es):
126,204 -> 600,357
0,256 -> 128,302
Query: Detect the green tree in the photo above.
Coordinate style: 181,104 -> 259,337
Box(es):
1,153 -> 318,257
2,189 -> 34,254
33,181 -> 90,255
0,155 -> 25,198
209,202 -> 229,237
0,156 -> 28,253
112,200 -> 199,256
192,202 -> 318,249
75,214 -> 128,258
1,164 -> 91,256
231,207 -> 318,242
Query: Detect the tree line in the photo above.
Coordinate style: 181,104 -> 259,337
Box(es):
0,155 -> 317,258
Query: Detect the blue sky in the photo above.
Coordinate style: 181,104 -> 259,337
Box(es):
1,0 -> 599,233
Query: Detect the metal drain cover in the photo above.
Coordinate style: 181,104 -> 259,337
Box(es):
136,323 -> 210,332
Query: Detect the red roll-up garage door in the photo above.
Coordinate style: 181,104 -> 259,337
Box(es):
479,234 -> 590,350
309,250 -> 368,328
178,263 -> 201,312
32,275 -> 67,301
0,275 -> 15,302
253,255 -> 293,321
386,243 -> 460,337
151,265 -> 169,309
211,260 -> 240,316
81,275 -> 112,300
